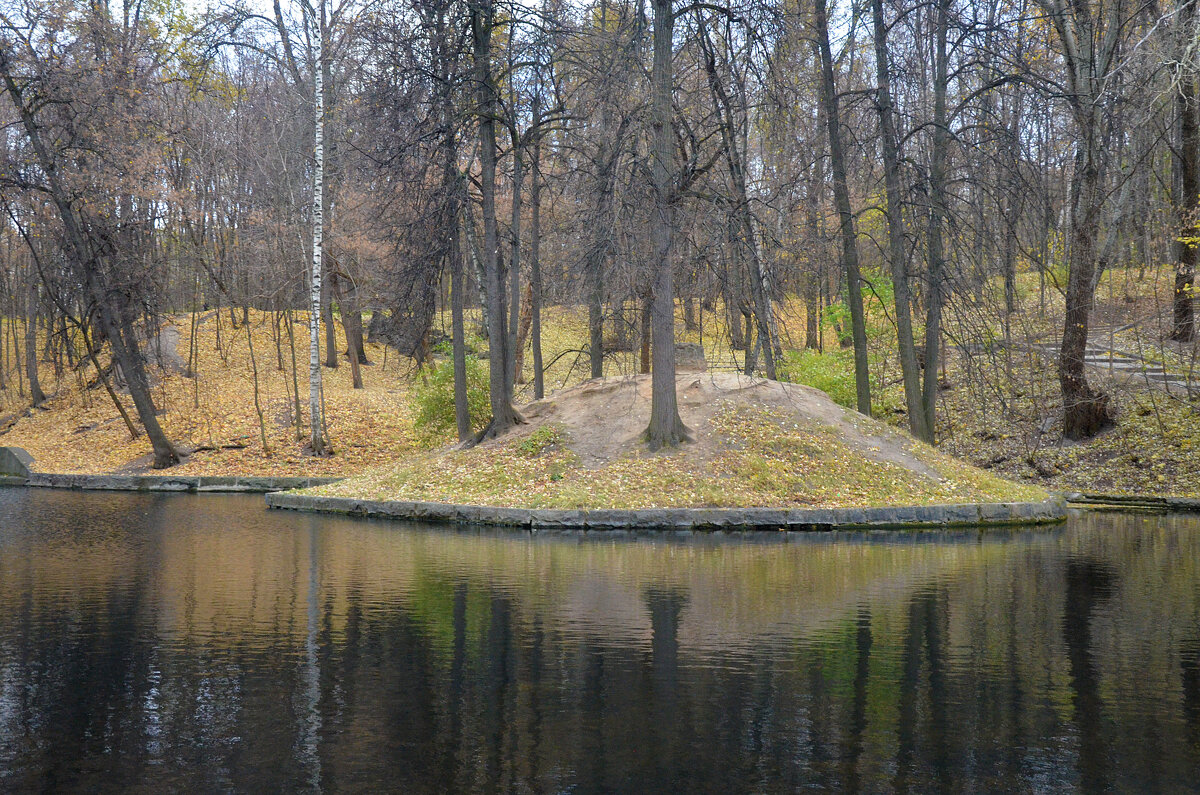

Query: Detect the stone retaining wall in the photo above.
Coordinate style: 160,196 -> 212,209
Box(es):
0,447 -> 33,478
1061,492 -> 1200,512
265,491 -> 1068,530
20,473 -> 340,493
0,449 -> 337,493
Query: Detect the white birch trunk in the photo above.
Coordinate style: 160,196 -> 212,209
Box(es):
309,2 -> 327,455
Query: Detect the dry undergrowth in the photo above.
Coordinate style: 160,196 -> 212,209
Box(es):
938,350 -> 1200,497
0,298 -> 836,477
928,265 -> 1200,497
0,311 -> 417,476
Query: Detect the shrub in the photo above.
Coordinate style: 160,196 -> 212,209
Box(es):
779,348 -> 903,419
431,333 -> 486,359
409,355 -> 491,444
778,348 -> 859,409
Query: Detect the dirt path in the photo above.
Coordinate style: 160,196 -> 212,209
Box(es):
148,323 -> 187,377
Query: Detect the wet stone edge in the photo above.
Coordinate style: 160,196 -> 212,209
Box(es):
264,492 -> 1069,531
1059,491 -> 1200,513
0,471 -> 341,493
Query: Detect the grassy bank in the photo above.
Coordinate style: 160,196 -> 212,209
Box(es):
306,374 -> 1045,510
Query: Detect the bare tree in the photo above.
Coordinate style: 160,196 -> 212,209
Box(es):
0,10 -> 181,467
472,0 -> 522,437
309,0 -> 330,454
813,0 -> 870,416
1034,0 -> 1133,438
1170,0 -> 1199,342
644,0 -> 689,449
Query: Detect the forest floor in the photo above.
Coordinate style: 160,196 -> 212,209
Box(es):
0,262 -> 1197,500
0,309 -> 416,477
935,265 -> 1200,498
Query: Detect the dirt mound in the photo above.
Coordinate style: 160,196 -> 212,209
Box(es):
521,372 -> 940,476
314,373 -> 1044,510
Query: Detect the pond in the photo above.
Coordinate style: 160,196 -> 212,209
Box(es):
0,489 -> 1197,792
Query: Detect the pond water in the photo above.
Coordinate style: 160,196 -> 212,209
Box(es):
0,489 -> 1198,792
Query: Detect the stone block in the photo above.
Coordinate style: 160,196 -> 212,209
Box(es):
675,342 -> 707,372
583,510 -> 640,529
0,447 -> 33,478
687,509 -> 738,529
419,501 -> 460,522
651,509 -> 697,529
472,506 -> 531,526
779,509 -> 830,530
530,510 -> 586,529
146,478 -> 197,492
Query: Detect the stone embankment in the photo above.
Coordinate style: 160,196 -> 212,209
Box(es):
264,491 -> 1068,530
3,445 -> 1141,530
0,447 -> 336,493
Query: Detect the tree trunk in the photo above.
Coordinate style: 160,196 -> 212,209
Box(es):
530,106 -> 545,400
110,306 -> 179,467
331,272 -> 363,389
25,269 -> 45,407
640,295 -> 652,374
870,0 -> 926,440
814,0 -> 871,416
508,146 -> 522,390
920,0 -> 949,440
805,271 -> 820,349
333,266 -> 369,366
804,144 -> 825,351
0,306 -> 6,393
513,282 -> 533,383
472,0 -> 521,437
725,257 -> 747,350
584,117 -> 626,379
1172,34 -> 1198,343
683,297 -> 697,332
452,204 -> 472,441
308,0 -> 329,454
322,278 -> 338,369
585,198 -> 606,380
463,202 -> 489,339
644,0 -> 689,449
588,281 -> 604,377
1060,140 -> 1112,439
438,3 -> 471,440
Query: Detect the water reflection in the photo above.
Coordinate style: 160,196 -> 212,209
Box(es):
0,490 -> 1197,792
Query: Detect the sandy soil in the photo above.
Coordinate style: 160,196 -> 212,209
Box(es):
518,372 -> 943,479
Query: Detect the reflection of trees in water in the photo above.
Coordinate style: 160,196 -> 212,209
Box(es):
840,607 -> 872,793
647,587 -> 685,791
4,494 -> 1200,791
894,588 -> 951,795
1184,639 -> 1200,737
1063,558 -> 1118,794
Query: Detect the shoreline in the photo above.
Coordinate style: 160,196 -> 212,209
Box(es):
0,472 -> 340,493
10,446 -> 1200,527
263,490 -> 1068,530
